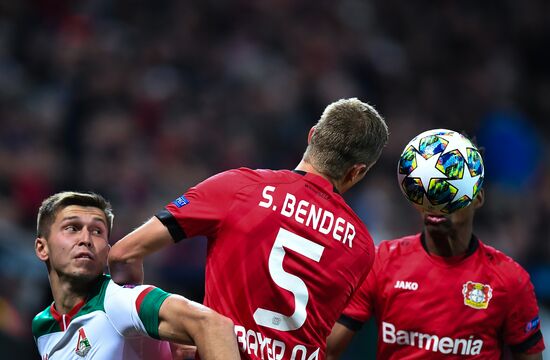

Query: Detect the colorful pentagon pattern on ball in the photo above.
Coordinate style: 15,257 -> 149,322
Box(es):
397,129 -> 484,214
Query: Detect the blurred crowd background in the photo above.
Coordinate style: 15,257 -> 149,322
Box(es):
0,0 -> 549,358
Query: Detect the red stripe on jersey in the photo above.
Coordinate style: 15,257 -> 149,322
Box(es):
49,299 -> 85,331
135,286 -> 154,313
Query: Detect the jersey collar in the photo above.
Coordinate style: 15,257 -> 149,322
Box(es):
292,169 -> 340,194
50,299 -> 86,331
48,274 -> 110,331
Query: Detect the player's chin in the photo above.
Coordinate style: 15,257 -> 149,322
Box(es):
424,221 -> 453,239
69,265 -> 104,281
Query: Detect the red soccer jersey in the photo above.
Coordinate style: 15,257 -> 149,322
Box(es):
340,233 -> 545,359
158,168 -> 375,360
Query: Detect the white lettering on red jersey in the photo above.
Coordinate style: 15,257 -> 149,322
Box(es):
161,168 -> 375,359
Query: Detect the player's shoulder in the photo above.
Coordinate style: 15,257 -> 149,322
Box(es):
377,233 -> 422,255
32,305 -> 56,338
210,167 -> 294,184
104,279 -> 170,309
376,233 -> 422,262
102,280 -> 149,321
237,167 -> 296,181
32,305 -> 51,323
103,278 -> 145,303
477,240 -> 531,283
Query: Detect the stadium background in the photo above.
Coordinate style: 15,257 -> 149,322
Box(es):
0,1 -> 549,358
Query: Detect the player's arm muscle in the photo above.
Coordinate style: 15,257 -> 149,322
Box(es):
326,322 -> 357,360
109,216 -> 173,284
158,295 -> 240,360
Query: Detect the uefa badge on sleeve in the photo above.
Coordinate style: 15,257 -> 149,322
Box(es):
525,316 -> 540,333
172,195 -> 190,208
462,281 -> 493,310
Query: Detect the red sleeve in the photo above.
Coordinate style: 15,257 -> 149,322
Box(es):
339,246 -> 381,328
504,266 -> 545,354
163,168 -> 257,239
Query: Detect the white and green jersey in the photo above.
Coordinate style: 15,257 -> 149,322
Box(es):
32,275 -> 172,360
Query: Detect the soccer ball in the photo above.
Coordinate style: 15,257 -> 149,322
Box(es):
397,129 -> 484,214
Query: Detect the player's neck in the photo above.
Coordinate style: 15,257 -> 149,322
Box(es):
49,274 -> 96,314
295,160 -> 342,192
424,228 -> 472,257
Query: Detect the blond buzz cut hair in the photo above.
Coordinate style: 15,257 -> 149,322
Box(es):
303,98 -> 389,181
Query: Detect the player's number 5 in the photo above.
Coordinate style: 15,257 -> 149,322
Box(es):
253,228 -> 324,331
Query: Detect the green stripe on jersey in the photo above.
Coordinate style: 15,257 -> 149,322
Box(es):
138,288 -> 170,339
32,307 -> 61,339
79,274 -> 110,314
32,275 -> 111,339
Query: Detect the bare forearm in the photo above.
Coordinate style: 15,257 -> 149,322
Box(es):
108,257 -> 144,284
109,216 -> 174,284
108,238 -> 146,284
158,296 -> 240,360
326,322 -> 356,360
194,315 -> 240,360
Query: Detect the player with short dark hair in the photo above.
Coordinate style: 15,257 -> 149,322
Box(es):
33,191 -> 240,360
36,191 -> 115,240
326,146 -> 545,359
108,98 -> 389,359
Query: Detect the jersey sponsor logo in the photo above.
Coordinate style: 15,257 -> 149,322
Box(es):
462,281 -> 493,310
394,280 -> 418,291
382,321 -> 483,355
525,316 -> 540,333
258,185 -> 356,248
235,324 -> 320,360
75,327 -> 92,357
172,195 -> 190,208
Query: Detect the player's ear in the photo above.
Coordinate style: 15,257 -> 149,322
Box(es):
473,188 -> 485,209
35,237 -> 49,261
352,163 -> 368,181
343,163 -> 368,186
307,126 -> 316,144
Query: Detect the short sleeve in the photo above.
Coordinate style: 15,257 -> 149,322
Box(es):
504,270 -> 545,354
338,247 -> 380,330
160,169 -> 257,241
104,281 -> 171,340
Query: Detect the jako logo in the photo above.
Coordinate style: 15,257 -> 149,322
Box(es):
394,280 -> 418,291
382,321 -> 483,356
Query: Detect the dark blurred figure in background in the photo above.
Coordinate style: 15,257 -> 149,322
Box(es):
0,1 -> 549,358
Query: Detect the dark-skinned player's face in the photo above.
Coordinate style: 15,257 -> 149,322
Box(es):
421,189 -> 485,235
